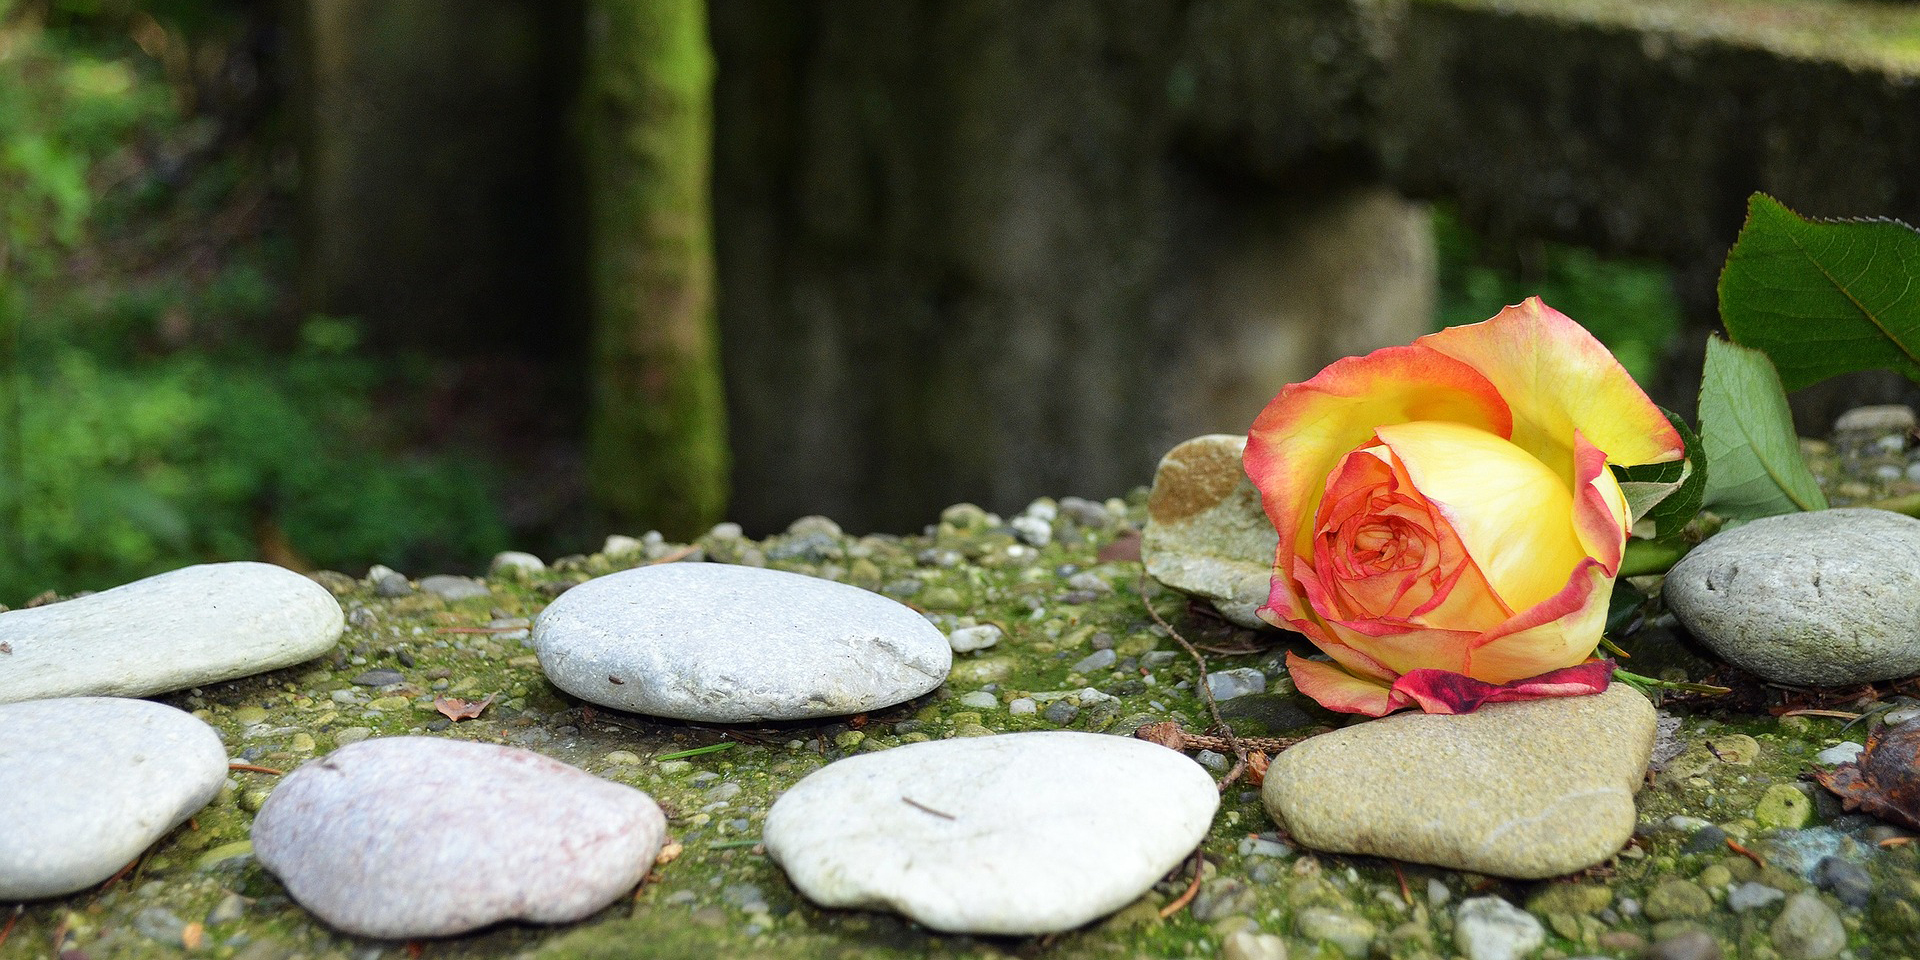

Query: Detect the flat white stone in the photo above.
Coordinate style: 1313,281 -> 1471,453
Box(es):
0,562 -> 344,703
0,697 -> 227,899
533,563 -> 950,722
252,737 -> 667,939
763,731 -> 1218,934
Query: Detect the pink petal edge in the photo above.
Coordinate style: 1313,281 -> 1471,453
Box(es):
1389,660 -> 1616,715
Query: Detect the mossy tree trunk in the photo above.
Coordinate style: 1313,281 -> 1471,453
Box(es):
580,0 -> 728,539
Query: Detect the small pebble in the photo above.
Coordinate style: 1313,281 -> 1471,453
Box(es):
958,691 -> 999,709
419,575 -> 490,602
1815,742 -> 1864,765
350,669 -> 405,687
489,551 -> 546,575
948,625 -> 1003,653
1770,891 -> 1845,959
1810,856 -> 1871,909
1726,881 -> 1785,912
1645,930 -> 1721,960
1205,668 -> 1266,701
1295,907 -> 1377,958
1008,698 -> 1037,716
1452,896 -> 1543,960
1071,649 -> 1117,673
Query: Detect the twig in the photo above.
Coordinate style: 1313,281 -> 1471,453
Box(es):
1157,850 -> 1206,919
228,763 -> 285,776
1726,838 -> 1767,868
902,797 -> 956,820
0,905 -> 19,952
1141,573 -> 1248,791
643,544 -> 701,566
1777,709 -> 1861,721
1135,722 -> 1304,756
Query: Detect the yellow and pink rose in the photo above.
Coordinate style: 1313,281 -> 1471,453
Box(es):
1246,298 -> 1684,716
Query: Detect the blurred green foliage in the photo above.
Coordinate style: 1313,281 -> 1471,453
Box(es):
0,0 -> 509,604
1433,204 -> 1684,385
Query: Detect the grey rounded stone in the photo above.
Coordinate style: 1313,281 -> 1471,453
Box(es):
0,697 -> 227,899
1665,509 -> 1920,685
0,562 -> 344,704
763,731 -> 1218,935
252,737 -> 666,938
1263,684 -> 1654,879
534,563 -> 950,722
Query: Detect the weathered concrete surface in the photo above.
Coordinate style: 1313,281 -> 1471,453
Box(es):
711,0 -> 1433,535
1382,0 -> 1920,426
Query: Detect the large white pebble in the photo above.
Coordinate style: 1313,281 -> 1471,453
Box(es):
0,697 -> 227,899
533,563 -> 950,721
764,731 -> 1218,934
252,737 -> 667,939
0,562 -> 344,703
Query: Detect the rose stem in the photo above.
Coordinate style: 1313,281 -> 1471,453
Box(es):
1617,538 -> 1691,578
1140,572 -> 1249,791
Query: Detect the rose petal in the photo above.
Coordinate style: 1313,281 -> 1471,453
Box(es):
1390,659 -> 1615,715
1569,429 -> 1630,575
1418,298 -> 1684,482
1285,651 -> 1408,717
1465,558 -> 1614,684
1373,420 -> 1584,611
1248,345 -> 1513,632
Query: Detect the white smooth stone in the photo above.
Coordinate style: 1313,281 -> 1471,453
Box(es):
0,697 -> 227,899
0,562 -> 344,704
534,563 -> 950,722
252,737 -> 667,938
764,731 -> 1218,934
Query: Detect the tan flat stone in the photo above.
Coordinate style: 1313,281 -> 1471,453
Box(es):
1140,435 -> 1279,629
1262,683 -> 1655,879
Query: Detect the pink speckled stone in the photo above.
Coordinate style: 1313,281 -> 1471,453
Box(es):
253,737 -> 665,938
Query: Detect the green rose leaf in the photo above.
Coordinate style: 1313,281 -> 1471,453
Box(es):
1719,193 -> 1920,391
1697,335 -> 1828,521
1610,407 -> 1705,541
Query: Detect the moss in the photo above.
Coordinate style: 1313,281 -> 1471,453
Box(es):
581,0 -> 729,539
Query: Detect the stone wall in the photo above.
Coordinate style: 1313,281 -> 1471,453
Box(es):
1382,0 -> 1920,427
710,0 -> 1433,535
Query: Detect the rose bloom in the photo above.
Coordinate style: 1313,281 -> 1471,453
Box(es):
1245,298 -> 1684,716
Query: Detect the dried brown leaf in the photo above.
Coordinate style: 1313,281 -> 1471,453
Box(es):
1812,721 -> 1920,831
433,693 -> 495,722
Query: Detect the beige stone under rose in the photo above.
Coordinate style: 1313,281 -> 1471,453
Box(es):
1262,683 -> 1656,879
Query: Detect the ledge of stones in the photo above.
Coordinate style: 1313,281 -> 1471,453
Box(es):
1,440 -> 1917,958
